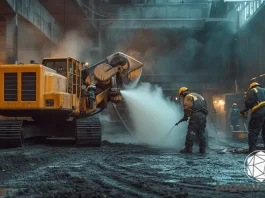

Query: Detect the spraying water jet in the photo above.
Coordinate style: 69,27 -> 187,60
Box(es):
119,83 -> 186,147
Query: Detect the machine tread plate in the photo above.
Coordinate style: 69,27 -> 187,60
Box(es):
76,118 -> 102,147
0,120 -> 23,148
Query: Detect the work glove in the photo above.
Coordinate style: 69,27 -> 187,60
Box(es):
182,117 -> 188,122
240,110 -> 248,118
175,121 -> 180,126
175,117 -> 188,125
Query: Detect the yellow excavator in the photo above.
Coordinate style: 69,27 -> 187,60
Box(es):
0,52 -> 143,148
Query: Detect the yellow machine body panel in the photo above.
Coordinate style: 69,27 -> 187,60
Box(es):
0,64 -> 73,112
0,53 -> 143,119
0,52 -> 144,148
128,68 -> 142,81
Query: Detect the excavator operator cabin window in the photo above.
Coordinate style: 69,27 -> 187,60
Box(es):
43,60 -> 67,77
72,60 -> 77,94
77,62 -> 81,98
68,59 -> 73,93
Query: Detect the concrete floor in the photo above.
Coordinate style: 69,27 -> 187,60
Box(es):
0,131 -> 264,198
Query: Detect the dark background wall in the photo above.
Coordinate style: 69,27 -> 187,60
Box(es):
236,5 -> 265,91
0,17 -> 6,64
101,22 -> 235,92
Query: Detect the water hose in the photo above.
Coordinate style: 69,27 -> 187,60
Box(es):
162,125 -> 176,141
111,102 -> 165,145
111,102 -> 135,137
207,115 -> 218,135
206,115 -> 219,150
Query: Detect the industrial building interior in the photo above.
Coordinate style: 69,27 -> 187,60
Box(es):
0,0 -> 265,197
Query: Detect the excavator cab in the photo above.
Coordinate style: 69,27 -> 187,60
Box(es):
42,57 -> 82,96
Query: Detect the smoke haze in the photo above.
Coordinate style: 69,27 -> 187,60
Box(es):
51,30 -> 94,63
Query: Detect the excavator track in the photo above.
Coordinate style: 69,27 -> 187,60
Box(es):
76,117 -> 102,147
0,120 -> 23,148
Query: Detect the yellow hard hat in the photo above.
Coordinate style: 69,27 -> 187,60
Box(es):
178,87 -> 189,96
248,82 -> 260,92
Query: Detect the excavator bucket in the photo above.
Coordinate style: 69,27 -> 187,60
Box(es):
106,52 -> 143,73
106,52 -> 143,85
90,52 -> 143,87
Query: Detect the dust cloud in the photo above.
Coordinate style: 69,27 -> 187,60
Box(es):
51,30 -> 94,63
121,83 -> 186,148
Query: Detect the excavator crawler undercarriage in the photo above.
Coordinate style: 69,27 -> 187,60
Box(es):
0,117 -> 102,148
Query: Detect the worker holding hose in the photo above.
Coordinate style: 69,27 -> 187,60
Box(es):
177,87 -> 208,153
240,82 -> 265,153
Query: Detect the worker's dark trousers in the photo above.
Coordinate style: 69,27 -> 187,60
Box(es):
231,119 -> 240,131
185,112 -> 207,149
248,107 -> 265,150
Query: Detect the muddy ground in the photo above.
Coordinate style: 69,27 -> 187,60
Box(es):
0,129 -> 264,198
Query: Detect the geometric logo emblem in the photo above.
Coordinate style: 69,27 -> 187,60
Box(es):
244,150 -> 265,182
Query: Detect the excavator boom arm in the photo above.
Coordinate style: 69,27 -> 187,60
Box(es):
79,52 -> 143,118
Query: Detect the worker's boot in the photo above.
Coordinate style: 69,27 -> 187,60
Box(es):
199,147 -> 206,154
180,147 -> 192,153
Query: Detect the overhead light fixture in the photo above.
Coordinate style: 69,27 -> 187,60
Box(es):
219,100 -> 225,105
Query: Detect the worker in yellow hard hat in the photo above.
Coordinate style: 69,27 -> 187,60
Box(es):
230,103 -> 240,131
176,87 -> 208,154
240,82 -> 265,153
